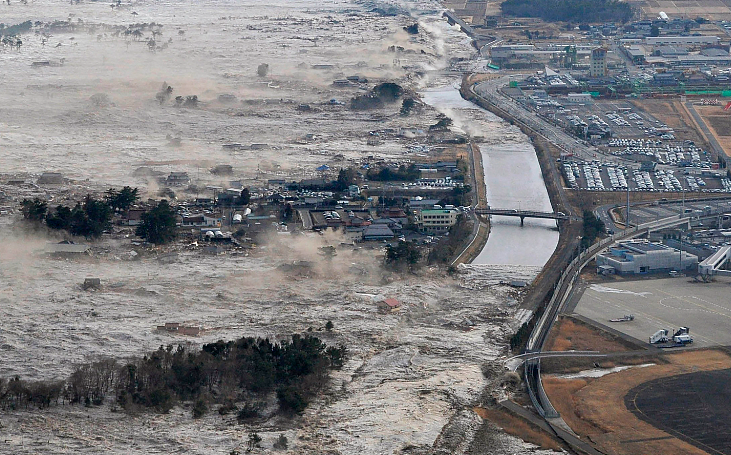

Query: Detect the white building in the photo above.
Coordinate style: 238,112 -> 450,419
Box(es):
645,35 -> 719,46
415,208 -> 459,234
567,93 -> 593,103
596,240 -> 697,274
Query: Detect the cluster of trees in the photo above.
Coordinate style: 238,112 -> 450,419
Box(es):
0,21 -> 31,50
0,20 -> 32,36
581,210 -> 606,249
296,167 -> 362,194
350,82 -> 404,110
400,97 -> 416,116
135,199 -> 178,244
0,335 -> 346,417
427,214 -> 471,265
429,116 -> 453,131
439,185 -> 472,208
1,35 -> 22,50
366,164 -> 421,182
385,240 -> 422,271
21,187 -> 139,239
501,0 -> 634,23
22,196 -> 111,239
21,189 -> 180,245
175,95 -> 199,107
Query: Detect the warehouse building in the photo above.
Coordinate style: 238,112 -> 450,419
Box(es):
645,35 -> 719,46
596,240 -> 697,274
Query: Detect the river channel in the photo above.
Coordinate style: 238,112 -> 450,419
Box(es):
421,84 -> 559,274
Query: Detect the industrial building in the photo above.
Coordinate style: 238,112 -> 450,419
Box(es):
595,240 -> 698,274
566,92 -> 593,103
645,35 -> 719,46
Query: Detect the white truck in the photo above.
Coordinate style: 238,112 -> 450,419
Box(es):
673,334 -> 693,345
672,327 -> 693,345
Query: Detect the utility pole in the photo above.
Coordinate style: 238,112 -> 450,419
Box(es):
626,183 -> 630,229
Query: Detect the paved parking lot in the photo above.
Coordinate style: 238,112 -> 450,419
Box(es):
574,276 -> 731,347
627,198 -> 731,225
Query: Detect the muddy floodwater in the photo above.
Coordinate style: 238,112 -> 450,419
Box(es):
0,1 -> 560,453
421,84 -> 559,273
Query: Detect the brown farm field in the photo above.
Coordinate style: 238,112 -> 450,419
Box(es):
628,0 -> 731,21
543,349 -> 731,455
695,104 -> 731,160
630,99 -> 710,150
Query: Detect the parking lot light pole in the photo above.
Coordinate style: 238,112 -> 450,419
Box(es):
626,183 -> 630,230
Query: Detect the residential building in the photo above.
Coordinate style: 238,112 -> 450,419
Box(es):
379,208 -> 408,225
181,212 -> 222,227
123,208 -> 146,226
362,224 -> 395,241
377,298 -> 401,313
37,172 -> 64,184
166,171 -> 190,186
44,242 -> 90,256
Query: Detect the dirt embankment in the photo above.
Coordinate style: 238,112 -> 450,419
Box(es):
543,349 -> 731,455
544,316 -> 638,353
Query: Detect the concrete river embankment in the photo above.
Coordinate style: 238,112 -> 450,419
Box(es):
421,83 -> 559,274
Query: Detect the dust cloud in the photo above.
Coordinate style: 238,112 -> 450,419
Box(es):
0,0 -> 555,454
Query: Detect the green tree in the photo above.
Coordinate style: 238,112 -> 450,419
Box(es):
336,167 -> 357,190
238,188 -> 251,205
20,198 -> 47,222
429,115 -> 453,131
282,203 -> 293,222
105,186 -> 139,212
581,210 -> 605,249
372,82 -> 403,102
385,241 -> 421,270
136,200 -> 178,244
66,196 -> 112,238
247,432 -> 262,451
650,25 -> 660,37
45,205 -> 73,230
273,434 -> 288,450
400,98 -> 416,116
192,399 -> 208,418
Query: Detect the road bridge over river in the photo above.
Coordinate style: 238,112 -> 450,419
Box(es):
474,208 -> 569,226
